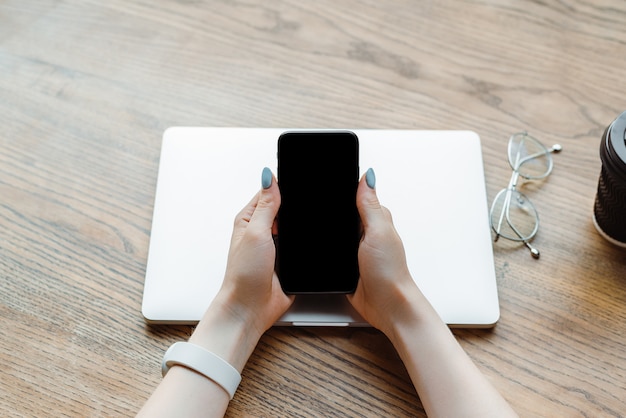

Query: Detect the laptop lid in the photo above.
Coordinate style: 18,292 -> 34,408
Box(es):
142,128 -> 500,327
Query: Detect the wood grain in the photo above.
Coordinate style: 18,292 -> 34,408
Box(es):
1,0 -> 625,416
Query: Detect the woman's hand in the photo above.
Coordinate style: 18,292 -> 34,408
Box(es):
214,167 -> 294,335
138,169 -> 294,417
348,169 -> 518,418
189,168 -> 293,371
347,168 -> 423,337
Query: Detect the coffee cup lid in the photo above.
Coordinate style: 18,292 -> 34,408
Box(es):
609,110 -> 626,165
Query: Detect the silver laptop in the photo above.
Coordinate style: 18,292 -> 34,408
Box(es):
142,128 -> 500,328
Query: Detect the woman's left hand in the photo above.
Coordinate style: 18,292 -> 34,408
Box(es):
215,167 -> 294,335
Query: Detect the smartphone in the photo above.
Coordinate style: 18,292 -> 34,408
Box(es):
276,131 -> 360,294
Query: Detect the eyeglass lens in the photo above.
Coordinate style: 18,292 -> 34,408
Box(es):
508,133 -> 553,179
490,189 -> 539,242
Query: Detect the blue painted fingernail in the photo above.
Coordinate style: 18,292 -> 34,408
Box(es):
366,168 -> 376,189
262,167 -> 272,189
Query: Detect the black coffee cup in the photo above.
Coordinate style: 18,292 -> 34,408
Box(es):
593,111 -> 626,247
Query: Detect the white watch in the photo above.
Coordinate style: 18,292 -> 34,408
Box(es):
161,342 -> 242,399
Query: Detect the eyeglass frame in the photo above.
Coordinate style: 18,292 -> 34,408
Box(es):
489,132 -> 562,259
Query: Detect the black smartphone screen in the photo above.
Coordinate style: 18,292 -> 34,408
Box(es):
276,131 -> 360,294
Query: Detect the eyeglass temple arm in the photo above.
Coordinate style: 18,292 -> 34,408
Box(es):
512,144 -> 563,171
505,213 -> 540,259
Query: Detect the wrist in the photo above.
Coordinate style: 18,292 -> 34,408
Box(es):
383,283 -> 442,346
188,293 -> 262,372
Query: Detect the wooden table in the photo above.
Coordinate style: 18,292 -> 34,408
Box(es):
2,1 -> 625,416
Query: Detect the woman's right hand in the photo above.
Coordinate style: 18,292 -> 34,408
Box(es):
347,168 -> 427,337
349,169 -> 518,418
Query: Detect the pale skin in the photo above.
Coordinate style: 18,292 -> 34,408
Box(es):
137,169 -> 517,418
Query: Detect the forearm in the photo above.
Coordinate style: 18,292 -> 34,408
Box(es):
386,291 -> 517,418
137,296 -> 261,418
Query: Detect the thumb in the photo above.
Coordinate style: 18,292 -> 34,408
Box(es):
357,168 -> 386,228
249,167 -> 281,228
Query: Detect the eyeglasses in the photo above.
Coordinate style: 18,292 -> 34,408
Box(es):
489,132 -> 562,259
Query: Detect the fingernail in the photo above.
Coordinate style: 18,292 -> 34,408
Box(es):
262,167 -> 272,189
365,168 -> 376,189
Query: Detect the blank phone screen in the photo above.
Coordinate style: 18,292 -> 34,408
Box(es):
276,131 -> 360,294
